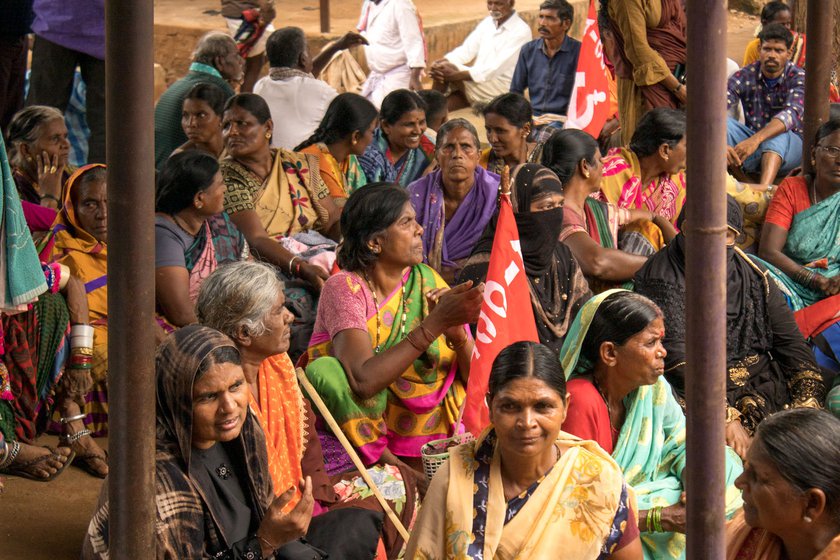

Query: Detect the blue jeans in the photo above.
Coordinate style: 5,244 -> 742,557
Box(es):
726,117 -> 802,175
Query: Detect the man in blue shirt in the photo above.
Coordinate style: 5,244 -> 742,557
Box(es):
510,0 -> 580,127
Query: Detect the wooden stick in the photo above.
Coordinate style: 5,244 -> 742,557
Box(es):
295,368 -> 411,543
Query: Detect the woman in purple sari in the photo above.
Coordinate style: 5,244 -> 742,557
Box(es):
408,118 -> 500,283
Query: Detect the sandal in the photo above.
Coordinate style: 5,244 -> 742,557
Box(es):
0,441 -> 75,482
61,426 -> 109,479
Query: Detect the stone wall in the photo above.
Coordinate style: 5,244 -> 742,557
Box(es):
154,0 -> 588,87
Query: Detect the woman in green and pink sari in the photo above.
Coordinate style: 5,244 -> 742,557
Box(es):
303,183 -> 483,491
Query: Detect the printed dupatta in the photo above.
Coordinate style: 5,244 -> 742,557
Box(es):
405,428 -> 627,559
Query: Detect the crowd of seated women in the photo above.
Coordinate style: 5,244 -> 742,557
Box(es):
1,46 -> 839,558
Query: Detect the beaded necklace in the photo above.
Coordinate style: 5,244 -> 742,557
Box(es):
363,271 -> 409,353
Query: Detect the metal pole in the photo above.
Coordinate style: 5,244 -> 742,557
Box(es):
105,0 -> 156,555
802,0 -> 833,175
685,0 -> 728,558
320,0 -> 330,33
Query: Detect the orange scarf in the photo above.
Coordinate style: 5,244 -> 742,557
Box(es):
249,353 -> 307,511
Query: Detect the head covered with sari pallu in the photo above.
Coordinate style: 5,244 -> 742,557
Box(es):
82,325 -> 274,559
560,290 -> 744,559
43,164 -> 108,320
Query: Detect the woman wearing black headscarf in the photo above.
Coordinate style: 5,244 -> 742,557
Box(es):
83,325 -> 374,560
634,196 -> 825,460
458,163 -> 592,354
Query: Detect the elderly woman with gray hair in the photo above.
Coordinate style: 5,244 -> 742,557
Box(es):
197,261 -> 418,558
407,118 -> 500,283
6,106 -> 72,212
726,408 -> 840,559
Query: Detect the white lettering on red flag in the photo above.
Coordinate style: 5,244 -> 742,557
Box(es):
564,0 -> 611,136
462,194 -> 539,435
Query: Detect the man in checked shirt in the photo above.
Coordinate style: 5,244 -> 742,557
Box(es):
726,23 -> 805,187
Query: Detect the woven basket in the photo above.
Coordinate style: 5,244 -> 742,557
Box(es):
420,432 -> 475,480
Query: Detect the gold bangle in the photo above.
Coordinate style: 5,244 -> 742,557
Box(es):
725,406 -> 741,424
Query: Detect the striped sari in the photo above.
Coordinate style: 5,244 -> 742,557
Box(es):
46,164 -> 109,435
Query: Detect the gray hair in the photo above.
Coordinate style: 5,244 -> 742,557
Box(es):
192,31 -> 236,66
435,118 -> 481,152
196,261 -> 284,339
6,105 -> 64,168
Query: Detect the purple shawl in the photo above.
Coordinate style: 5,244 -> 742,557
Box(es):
408,167 -> 500,271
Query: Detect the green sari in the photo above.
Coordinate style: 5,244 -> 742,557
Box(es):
760,189 -> 840,310
305,264 -> 465,466
560,290 -> 744,560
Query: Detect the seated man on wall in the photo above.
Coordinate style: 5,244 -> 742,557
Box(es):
726,23 -> 804,186
429,0 -> 532,111
510,0 -> 580,130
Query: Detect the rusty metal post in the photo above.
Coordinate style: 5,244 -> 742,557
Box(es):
684,0 -> 728,558
106,0 -> 156,555
802,0 -> 833,175
320,0 -> 330,33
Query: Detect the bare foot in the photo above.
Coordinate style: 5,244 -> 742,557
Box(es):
6,443 -> 72,480
70,434 -> 108,478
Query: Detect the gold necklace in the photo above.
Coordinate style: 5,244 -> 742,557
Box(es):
363,271 -> 409,353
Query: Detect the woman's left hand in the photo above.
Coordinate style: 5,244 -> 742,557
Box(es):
661,496 -> 687,534
298,262 -> 328,292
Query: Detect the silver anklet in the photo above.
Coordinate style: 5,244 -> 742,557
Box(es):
0,441 -> 21,469
63,429 -> 92,445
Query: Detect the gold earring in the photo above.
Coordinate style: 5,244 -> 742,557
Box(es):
196,203 -> 203,209
265,132 -> 271,139
583,170 -> 590,178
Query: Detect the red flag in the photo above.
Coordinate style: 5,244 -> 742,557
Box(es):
564,0 -> 612,136
462,194 -> 539,435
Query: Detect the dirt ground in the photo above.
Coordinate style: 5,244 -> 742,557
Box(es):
0,7 -> 760,560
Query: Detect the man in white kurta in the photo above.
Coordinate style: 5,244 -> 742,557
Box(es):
357,0 -> 426,108
429,0 -> 532,110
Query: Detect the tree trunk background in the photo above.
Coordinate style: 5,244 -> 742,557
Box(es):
793,0 -> 839,85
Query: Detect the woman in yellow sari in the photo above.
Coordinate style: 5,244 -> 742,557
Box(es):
220,93 -> 342,292
406,341 -> 641,559
304,183 -> 482,490
44,164 -> 109,477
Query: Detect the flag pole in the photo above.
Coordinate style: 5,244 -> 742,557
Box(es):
296,368 -> 411,542
454,164 -> 512,436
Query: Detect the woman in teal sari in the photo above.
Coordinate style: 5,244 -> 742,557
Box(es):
758,120 -> 840,415
358,90 -> 435,187
759,120 -> 840,310
559,290 -> 743,560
